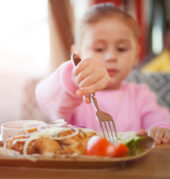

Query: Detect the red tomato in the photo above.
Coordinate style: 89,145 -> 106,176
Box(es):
85,136 -> 110,156
110,143 -> 129,157
85,136 -> 129,157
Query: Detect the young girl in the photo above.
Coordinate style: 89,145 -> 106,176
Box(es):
36,3 -> 170,144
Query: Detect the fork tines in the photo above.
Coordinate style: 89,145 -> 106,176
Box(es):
97,113 -> 118,144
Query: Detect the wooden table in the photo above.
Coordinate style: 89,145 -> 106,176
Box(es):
0,144 -> 169,179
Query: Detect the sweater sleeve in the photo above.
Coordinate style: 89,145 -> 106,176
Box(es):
137,84 -> 170,129
35,61 -> 82,122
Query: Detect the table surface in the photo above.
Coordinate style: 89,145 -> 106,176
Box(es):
0,144 -> 169,179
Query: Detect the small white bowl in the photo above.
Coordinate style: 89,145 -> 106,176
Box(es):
1,120 -> 47,144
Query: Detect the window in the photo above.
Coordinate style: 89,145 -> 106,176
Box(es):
0,0 -> 49,75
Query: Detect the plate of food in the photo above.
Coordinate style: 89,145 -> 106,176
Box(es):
0,120 -> 154,169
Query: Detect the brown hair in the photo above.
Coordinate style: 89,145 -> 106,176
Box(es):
74,3 -> 139,45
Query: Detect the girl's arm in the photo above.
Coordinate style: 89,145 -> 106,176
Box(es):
35,61 -> 82,122
138,84 -> 170,144
138,84 -> 170,129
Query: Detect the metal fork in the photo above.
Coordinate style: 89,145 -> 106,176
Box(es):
71,53 -> 118,144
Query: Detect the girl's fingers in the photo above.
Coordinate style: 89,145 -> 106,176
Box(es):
83,96 -> 91,104
76,67 -> 92,84
138,129 -> 147,135
139,128 -> 170,144
148,127 -> 158,139
73,60 -> 90,76
76,78 -> 107,96
162,129 -> 170,144
155,128 -> 165,144
79,72 -> 103,88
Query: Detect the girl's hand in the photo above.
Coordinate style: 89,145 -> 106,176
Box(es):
138,128 -> 170,144
73,58 -> 111,103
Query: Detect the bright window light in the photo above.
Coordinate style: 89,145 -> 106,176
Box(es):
71,0 -> 89,21
152,25 -> 163,55
0,0 -> 49,75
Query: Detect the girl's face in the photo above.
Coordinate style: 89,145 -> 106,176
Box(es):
75,17 -> 138,89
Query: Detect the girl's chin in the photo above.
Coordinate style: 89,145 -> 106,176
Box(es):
105,81 -> 121,90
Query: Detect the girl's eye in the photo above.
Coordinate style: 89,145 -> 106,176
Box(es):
94,47 -> 104,52
117,47 -> 128,52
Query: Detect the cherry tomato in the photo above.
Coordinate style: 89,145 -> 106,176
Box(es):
85,136 -> 129,157
109,143 -> 129,157
85,135 -> 110,156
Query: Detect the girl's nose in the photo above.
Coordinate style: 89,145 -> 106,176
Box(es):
105,50 -> 117,62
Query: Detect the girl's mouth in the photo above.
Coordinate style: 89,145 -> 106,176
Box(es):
107,69 -> 119,77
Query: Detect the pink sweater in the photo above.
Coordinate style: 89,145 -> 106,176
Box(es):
36,61 -> 170,132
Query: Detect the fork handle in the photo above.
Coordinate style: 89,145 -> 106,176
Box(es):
71,53 -> 100,111
89,94 -> 100,112
71,53 -> 81,67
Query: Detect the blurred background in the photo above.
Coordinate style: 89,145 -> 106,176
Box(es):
0,0 -> 170,124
